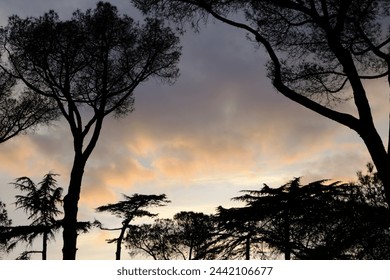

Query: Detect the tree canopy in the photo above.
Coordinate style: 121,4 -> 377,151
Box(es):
126,219 -> 180,260
125,212 -> 217,260
11,172 -> 63,260
96,193 -> 170,260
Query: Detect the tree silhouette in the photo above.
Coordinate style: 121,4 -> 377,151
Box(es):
126,219 -> 182,260
173,211 -> 217,260
132,0 -> 390,207
215,205 -> 269,260
233,177 -> 390,259
0,2 -> 181,259
125,212 -> 217,260
96,193 -> 170,260
11,172 -> 63,260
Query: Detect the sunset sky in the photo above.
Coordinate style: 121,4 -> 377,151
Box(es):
0,0 -> 387,260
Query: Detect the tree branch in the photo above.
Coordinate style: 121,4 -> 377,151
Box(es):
196,2 -> 360,131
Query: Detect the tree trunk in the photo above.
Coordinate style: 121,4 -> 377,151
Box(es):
115,222 -> 129,260
358,125 -> 390,207
62,155 -> 86,260
245,235 -> 250,260
188,239 -> 194,260
61,116 -> 103,260
42,231 -> 47,260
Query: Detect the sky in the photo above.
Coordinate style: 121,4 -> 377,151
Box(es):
0,0 -> 388,260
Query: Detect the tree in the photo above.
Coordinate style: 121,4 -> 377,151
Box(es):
11,172 -> 63,260
126,219 -> 182,260
233,178 -> 303,259
233,177 -> 390,259
132,0 -> 390,206
96,193 -> 170,260
0,2 -> 181,259
125,212 -> 217,260
173,211 -> 217,259
215,206 -> 269,260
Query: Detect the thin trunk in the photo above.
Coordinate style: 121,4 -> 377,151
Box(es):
188,240 -> 193,260
62,154 -> 86,260
115,222 -> 129,260
42,231 -> 47,260
245,235 -> 250,260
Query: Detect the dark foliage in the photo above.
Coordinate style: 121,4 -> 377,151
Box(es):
215,205 -> 270,260
172,211 -> 217,259
229,177 -> 390,259
8,172 -> 62,259
96,193 -> 170,260
125,211 -> 217,260
126,219 -> 181,260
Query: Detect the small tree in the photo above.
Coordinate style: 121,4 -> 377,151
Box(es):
11,172 -> 63,260
0,2 -> 181,259
173,211 -> 217,260
126,219 -> 181,260
126,213 -> 217,260
96,193 -> 170,260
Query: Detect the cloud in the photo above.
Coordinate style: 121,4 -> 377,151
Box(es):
0,134 -> 69,180
80,157 -> 156,207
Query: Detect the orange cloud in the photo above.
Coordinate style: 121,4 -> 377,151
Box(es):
0,135 -> 69,179
79,156 -> 156,207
